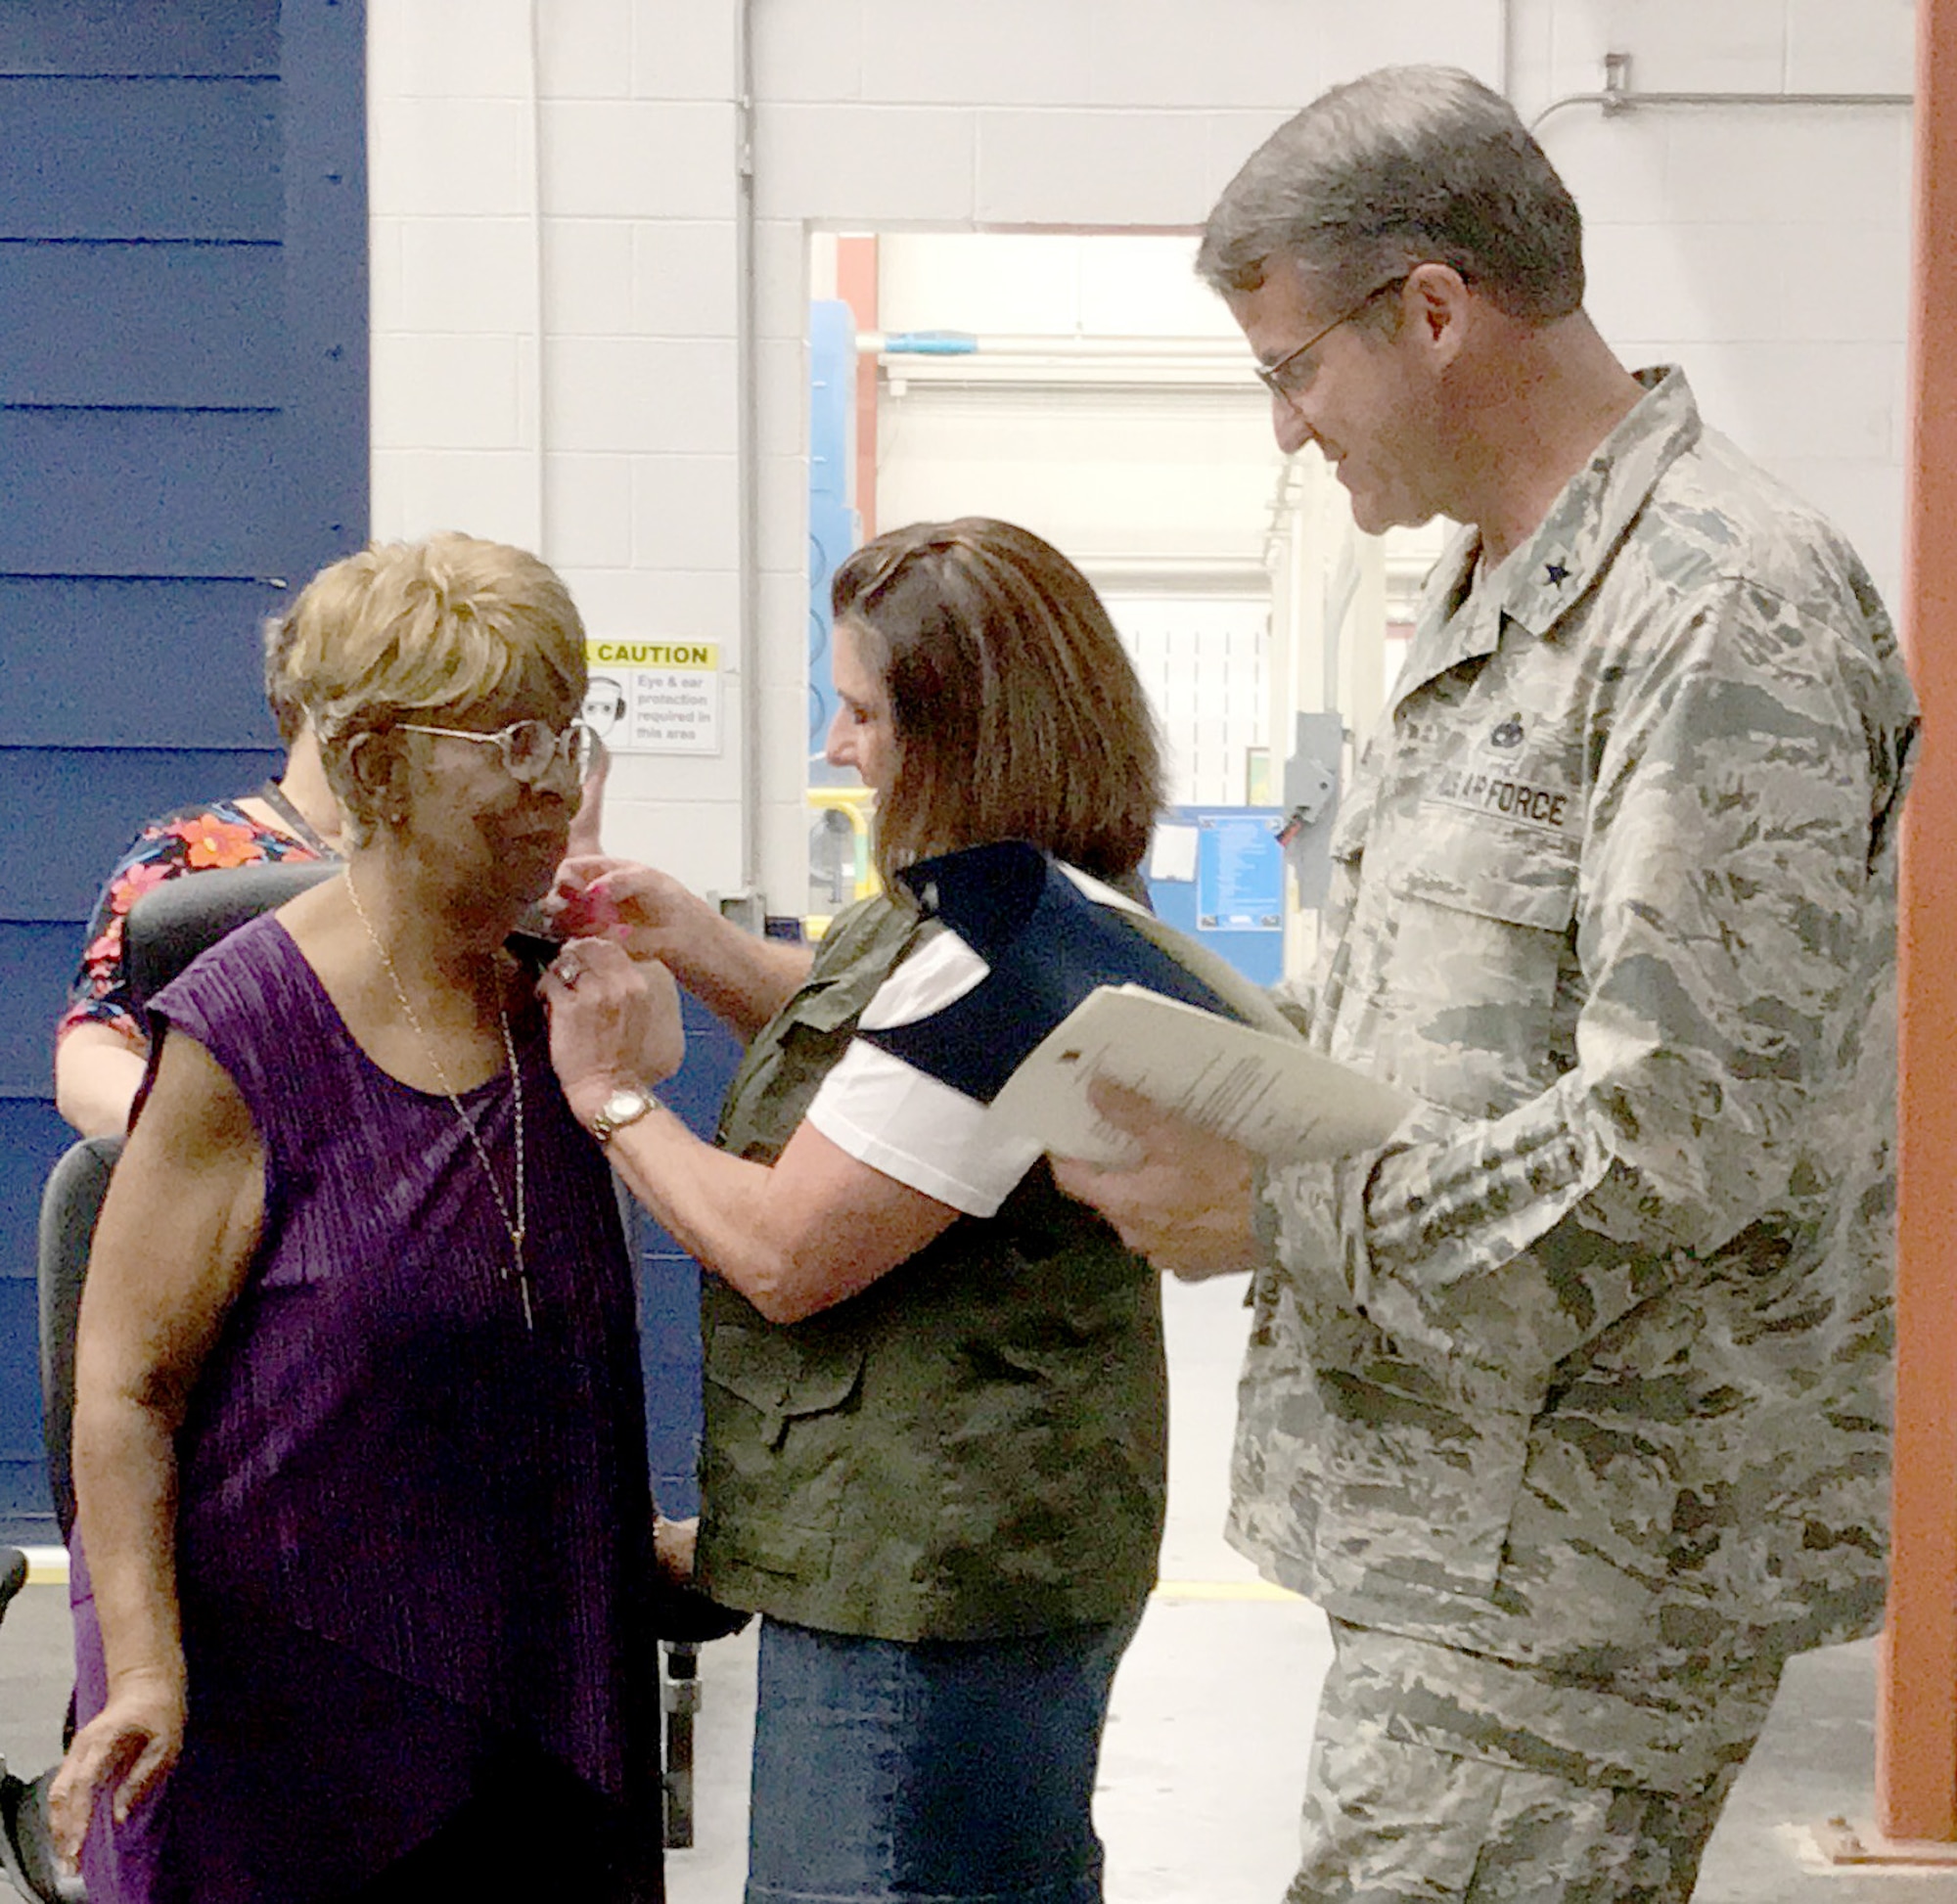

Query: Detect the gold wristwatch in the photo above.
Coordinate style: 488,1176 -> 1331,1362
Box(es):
590,1086 -> 656,1144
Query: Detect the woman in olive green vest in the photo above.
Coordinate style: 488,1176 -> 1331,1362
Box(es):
544,520 -> 1177,1904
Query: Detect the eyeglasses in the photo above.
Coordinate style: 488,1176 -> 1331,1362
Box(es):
397,718 -> 597,786
1253,275 -> 1410,405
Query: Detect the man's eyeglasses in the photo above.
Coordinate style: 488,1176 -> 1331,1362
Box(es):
397,718 -> 597,786
1253,275 -> 1411,405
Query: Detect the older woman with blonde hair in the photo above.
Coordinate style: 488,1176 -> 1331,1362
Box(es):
50,534 -> 674,1902
543,518 -> 1275,1904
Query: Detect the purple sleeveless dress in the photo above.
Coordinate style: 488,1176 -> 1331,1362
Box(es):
71,913 -> 661,1901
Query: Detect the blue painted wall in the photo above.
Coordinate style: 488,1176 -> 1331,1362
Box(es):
636,997 -> 745,1520
806,299 -> 859,788
0,0 -> 369,1540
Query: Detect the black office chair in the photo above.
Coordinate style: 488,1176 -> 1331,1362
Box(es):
34,1141 -> 120,1551
0,1765 -> 77,1904
0,1537 -> 74,1900
0,1569 -> 76,1899
0,1141 -> 117,1893
121,861 -> 341,1017
0,1137 -> 123,1899
0,1549 -> 36,1864
1,1143 -> 126,1900
0,1551 -> 25,1616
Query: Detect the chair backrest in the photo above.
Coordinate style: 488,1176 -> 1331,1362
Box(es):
41,861 -> 337,1541
125,859 -> 339,1015
0,1543 -> 25,1627
36,1139 -> 120,1542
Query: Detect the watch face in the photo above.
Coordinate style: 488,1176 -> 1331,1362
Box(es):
597,1088 -> 651,1139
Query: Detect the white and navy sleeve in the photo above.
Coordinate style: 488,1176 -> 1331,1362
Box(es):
803,927 -> 1047,1217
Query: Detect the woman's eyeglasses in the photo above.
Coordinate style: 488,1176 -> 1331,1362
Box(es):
397,718 -> 597,786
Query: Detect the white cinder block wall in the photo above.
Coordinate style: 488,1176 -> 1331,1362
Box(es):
368,0 -> 1915,911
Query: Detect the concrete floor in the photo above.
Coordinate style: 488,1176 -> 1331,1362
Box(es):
3,1277 -> 1951,1901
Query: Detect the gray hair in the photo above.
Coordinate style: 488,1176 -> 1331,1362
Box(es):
1197,66 -> 1583,323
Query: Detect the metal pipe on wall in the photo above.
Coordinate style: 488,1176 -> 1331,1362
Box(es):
526,0 -> 549,553
1530,52 -> 1909,134
861,334 -> 1248,358
734,0 -> 762,902
1533,85 -> 1912,132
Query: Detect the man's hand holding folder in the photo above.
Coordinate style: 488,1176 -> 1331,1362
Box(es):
1050,1079 -> 1264,1282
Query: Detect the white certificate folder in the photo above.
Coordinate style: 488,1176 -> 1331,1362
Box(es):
985,982 -> 1412,1168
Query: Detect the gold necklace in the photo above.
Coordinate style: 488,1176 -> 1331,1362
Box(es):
344,869 -> 533,1331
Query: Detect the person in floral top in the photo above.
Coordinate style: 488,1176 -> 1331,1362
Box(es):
54,652 -> 342,1138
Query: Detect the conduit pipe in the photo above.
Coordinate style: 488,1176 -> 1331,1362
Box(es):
735,0 -> 761,899
858,333 -> 1251,359
861,334 -> 1267,395
1530,51 -> 1908,133
526,0 -> 549,551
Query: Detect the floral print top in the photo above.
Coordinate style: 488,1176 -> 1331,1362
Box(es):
58,797 -> 331,1049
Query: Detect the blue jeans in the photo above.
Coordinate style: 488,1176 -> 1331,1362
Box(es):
746,1612 -> 1143,1904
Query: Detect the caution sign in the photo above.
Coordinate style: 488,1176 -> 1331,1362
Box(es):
582,640 -> 721,755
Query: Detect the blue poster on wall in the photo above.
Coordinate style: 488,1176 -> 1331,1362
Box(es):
1143,805 -> 1285,987
1198,812 -> 1283,930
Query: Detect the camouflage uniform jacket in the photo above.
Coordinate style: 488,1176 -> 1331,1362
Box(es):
697,892 -> 1168,1644
1232,368 -> 1918,1786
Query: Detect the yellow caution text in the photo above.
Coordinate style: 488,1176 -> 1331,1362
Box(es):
587,641 -> 718,669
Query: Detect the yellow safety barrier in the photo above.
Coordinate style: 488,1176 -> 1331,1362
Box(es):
805,787 -> 879,939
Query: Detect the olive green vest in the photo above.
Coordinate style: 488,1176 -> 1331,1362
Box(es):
694,893 -> 1169,1642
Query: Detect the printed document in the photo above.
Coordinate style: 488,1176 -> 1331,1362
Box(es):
986,982 -> 1412,1166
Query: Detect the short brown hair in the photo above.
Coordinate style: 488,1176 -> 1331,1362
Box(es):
1198,65 -> 1583,322
831,519 -> 1162,885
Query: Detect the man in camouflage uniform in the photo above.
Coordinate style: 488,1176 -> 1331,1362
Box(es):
1056,65 -> 1918,1902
